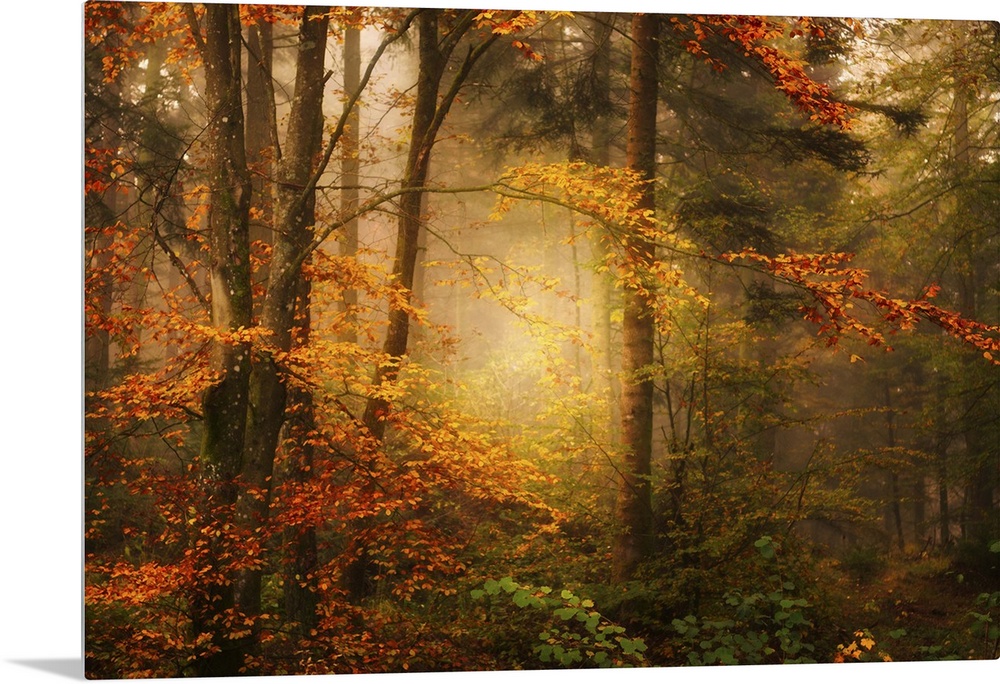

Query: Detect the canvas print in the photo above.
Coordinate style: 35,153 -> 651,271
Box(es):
84,2 -> 999,678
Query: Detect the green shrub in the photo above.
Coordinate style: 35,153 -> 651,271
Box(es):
669,536 -> 817,665
471,577 -> 647,668
967,541 -> 1000,659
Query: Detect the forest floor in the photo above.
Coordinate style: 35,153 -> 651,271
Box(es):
827,551 -> 997,662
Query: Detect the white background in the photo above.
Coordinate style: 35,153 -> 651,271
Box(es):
1,1 -> 995,682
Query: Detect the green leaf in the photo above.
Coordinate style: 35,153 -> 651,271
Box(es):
483,579 -> 500,596
554,607 -> 579,620
754,535 -> 775,558
512,588 -> 531,608
558,649 -> 581,666
715,647 -> 738,665
499,576 -> 518,593
470,589 -> 485,600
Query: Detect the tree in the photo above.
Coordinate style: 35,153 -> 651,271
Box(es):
613,11 -> 660,584
362,9 -> 504,439
339,20 -> 362,346
187,4 -> 255,675
236,6 -> 330,653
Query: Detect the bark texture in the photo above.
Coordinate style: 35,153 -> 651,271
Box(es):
193,4 -> 253,677
238,7 -> 330,652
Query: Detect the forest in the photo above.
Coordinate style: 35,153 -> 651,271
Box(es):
83,2 -> 1000,678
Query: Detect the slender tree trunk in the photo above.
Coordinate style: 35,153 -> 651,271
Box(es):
951,61 -> 997,549
352,9 -> 498,599
245,20 -> 276,300
340,24 -> 361,345
937,443 -> 951,544
588,14 -> 619,432
613,12 -> 659,584
85,175 -> 117,395
362,9 -> 496,440
362,10 -> 442,441
884,384 -> 905,551
911,476 -> 926,545
351,10 -> 449,601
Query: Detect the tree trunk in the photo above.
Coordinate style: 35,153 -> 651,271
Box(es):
588,15 -> 619,432
237,7 -> 330,661
951,59 -> 998,550
351,10 -> 448,601
362,8 -> 495,440
340,24 -> 361,345
192,4 -> 253,676
613,12 -> 659,584
884,384 -> 905,551
282,275 -> 320,633
352,9 -> 498,599
244,20 -> 276,300
937,443 -> 951,545
362,10 -> 443,441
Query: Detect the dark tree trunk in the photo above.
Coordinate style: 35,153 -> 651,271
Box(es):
351,10 -> 449,601
191,4 -> 253,677
884,384 -> 905,551
237,7 -> 330,661
613,12 -> 659,584
282,274 -> 320,633
951,67 -> 998,550
937,443 -> 951,545
362,10 -> 443,442
362,8 -> 497,440
244,20 -> 276,298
